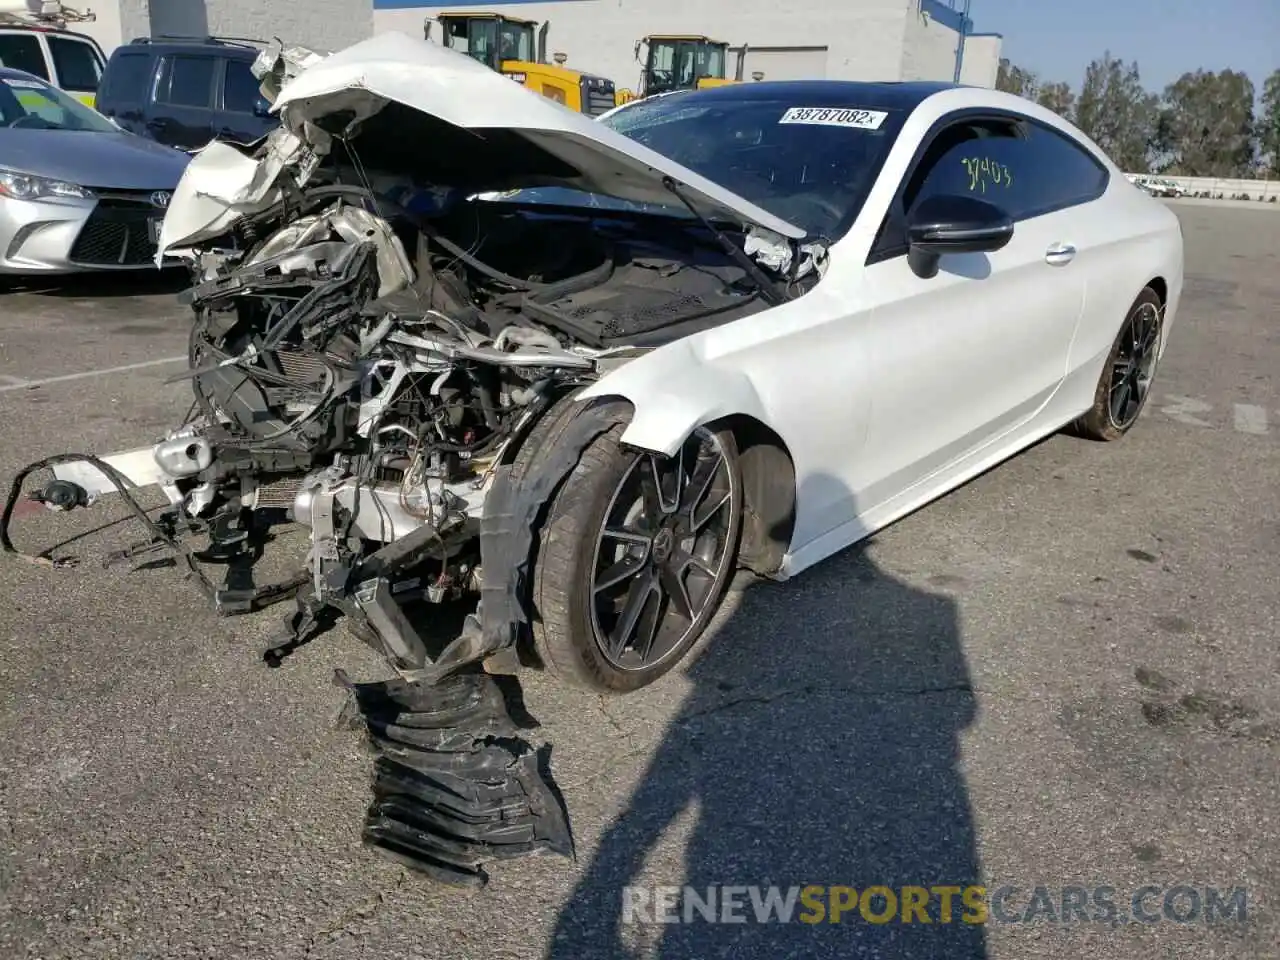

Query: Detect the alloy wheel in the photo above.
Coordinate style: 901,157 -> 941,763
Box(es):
1108,301 -> 1162,430
588,428 -> 739,671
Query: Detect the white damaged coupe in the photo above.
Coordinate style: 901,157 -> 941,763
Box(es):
7,32 -> 1184,696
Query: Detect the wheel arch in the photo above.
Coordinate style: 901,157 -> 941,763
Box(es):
574,348 -> 802,577
579,387 -> 801,579
708,413 -> 797,578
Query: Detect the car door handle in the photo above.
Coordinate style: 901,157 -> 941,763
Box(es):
1045,242 -> 1076,266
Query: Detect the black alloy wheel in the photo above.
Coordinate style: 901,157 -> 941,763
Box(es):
529,398 -> 745,694
1075,285 -> 1165,442
588,427 -> 739,672
1107,298 -> 1162,430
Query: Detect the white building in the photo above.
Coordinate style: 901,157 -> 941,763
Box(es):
68,0 -> 372,57
374,0 -> 1003,90
69,0 -> 1000,91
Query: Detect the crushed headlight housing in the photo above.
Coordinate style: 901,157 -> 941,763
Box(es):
0,167 -> 95,202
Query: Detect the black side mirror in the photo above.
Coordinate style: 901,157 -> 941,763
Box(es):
252,96 -> 272,118
905,194 -> 1014,279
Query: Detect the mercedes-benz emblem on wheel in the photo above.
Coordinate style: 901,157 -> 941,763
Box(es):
150,191 -> 172,209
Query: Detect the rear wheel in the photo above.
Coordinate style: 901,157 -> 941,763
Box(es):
1076,287 -> 1164,441
532,412 -> 743,693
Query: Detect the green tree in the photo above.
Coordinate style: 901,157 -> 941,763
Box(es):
1161,69 -> 1257,177
995,58 -> 1038,100
1258,69 -> 1280,176
1074,52 -> 1159,172
1036,81 -> 1076,120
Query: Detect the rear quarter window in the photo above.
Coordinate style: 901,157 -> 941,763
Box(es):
0,33 -> 49,80
102,51 -> 154,102
48,36 -> 103,93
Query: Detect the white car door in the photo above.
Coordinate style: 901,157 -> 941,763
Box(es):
846,112 -> 1108,511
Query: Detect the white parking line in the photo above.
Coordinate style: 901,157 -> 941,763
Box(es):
1232,404 -> 1269,435
1159,395 -> 1213,428
0,375 -> 27,386
1157,395 -> 1276,435
0,356 -> 186,394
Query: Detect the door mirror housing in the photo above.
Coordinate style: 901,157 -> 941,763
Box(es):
905,194 -> 1014,279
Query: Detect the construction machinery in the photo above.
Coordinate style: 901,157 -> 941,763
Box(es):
425,12 -> 616,117
615,35 -> 747,106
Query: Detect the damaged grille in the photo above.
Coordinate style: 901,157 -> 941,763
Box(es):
69,195 -> 161,267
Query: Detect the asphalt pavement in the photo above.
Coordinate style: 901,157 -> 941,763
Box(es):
0,204 -> 1277,960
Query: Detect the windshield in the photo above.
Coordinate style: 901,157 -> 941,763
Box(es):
485,91 -> 904,239
0,73 -> 118,133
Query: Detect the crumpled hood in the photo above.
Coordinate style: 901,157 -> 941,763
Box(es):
270,31 -> 806,241
0,128 -> 190,190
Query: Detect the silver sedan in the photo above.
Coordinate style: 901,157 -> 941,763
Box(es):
0,67 -> 189,276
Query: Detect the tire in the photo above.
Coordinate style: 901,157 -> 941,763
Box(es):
1075,286 -> 1164,441
531,405 -> 743,693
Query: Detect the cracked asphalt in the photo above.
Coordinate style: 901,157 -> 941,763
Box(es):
1,204 -> 1278,959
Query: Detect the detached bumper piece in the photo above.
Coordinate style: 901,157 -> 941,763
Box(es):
336,669 -> 574,886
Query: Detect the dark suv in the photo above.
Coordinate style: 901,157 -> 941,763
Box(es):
95,36 -> 276,152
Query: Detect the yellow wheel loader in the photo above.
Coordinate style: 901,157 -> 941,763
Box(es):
615,36 -> 747,106
427,13 -> 616,117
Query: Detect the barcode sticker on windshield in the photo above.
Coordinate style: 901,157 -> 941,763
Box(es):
779,107 -> 887,129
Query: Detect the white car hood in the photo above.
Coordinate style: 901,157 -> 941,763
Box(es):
268,32 -> 806,240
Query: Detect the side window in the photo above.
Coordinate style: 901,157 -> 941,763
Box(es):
1017,122 -> 1109,213
908,119 -> 1107,221
870,114 -> 1109,263
156,54 -> 216,108
101,52 -> 153,102
48,36 -> 102,93
0,34 -> 49,80
221,57 -> 262,113
905,120 -> 1022,213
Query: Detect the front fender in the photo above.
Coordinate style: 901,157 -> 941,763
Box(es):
574,339 -> 770,455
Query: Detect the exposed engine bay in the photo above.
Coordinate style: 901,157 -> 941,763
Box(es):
0,34 -> 827,884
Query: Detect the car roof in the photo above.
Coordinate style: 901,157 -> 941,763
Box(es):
112,36 -> 260,59
667,79 -> 963,111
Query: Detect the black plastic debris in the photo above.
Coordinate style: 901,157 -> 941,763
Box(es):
335,669 -> 574,886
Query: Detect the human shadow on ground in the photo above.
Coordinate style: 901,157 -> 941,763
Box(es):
548,473 -> 988,959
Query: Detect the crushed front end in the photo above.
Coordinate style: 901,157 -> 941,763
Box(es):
1,32 -> 826,884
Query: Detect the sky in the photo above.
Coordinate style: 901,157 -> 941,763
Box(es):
974,0 -> 1278,96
